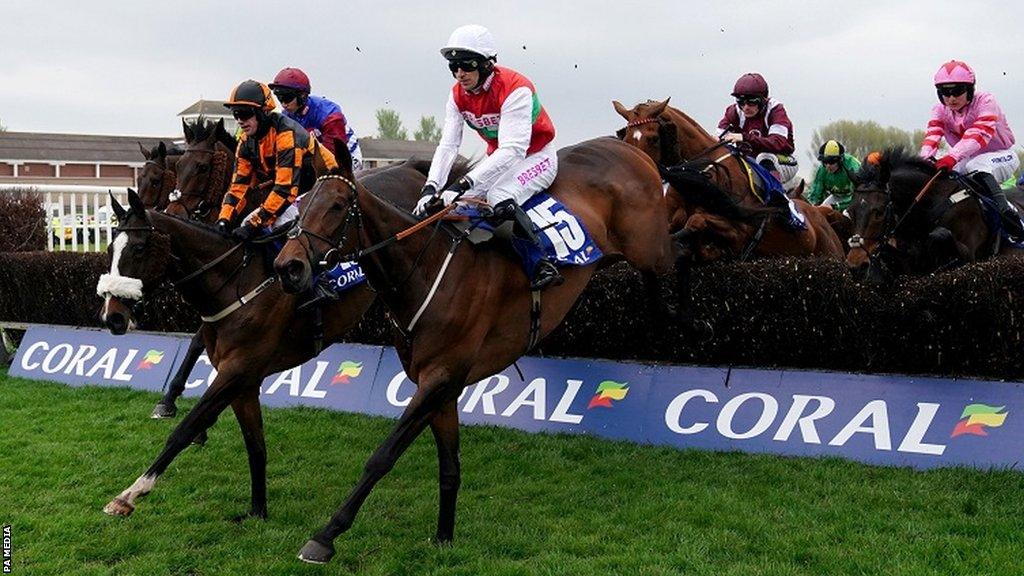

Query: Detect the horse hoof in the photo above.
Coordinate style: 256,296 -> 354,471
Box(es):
431,535 -> 454,547
103,497 -> 135,517
192,430 -> 208,446
297,539 -> 335,564
232,509 -> 267,523
150,402 -> 177,419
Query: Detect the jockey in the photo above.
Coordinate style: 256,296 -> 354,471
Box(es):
269,67 -> 364,171
217,80 -> 339,241
805,139 -> 860,211
414,24 -> 563,290
718,73 -> 801,194
920,60 -> 1023,239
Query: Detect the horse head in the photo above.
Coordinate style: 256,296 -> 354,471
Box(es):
169,117 -> 231,221
98,189 -> 174,334
846,149 -> 908,283
137,141 -> 177,210
613,98 -> 682,165
275,139 -> 361,294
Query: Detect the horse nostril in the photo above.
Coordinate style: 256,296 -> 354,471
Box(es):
105,313 -> 128,335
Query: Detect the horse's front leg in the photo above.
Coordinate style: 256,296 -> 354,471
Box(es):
429,400 -> 461,544
151,331 -> 205,419
103,360 -> 252,516
298,373 -> 461,564
230,387 -> 267,520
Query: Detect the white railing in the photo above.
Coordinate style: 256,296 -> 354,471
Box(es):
6,185 -> 132,252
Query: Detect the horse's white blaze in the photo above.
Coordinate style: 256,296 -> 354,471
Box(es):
632,129 -> 643,142
96,233 -> 143,303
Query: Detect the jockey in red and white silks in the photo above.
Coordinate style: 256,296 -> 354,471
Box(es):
415,24 -> 563,290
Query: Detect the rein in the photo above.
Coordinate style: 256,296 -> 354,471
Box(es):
851,170 -> 946,256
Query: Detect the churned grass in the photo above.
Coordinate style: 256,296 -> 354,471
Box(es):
1,370 -> 1022,575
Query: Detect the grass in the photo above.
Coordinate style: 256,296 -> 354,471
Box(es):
1,369 -> 1022,575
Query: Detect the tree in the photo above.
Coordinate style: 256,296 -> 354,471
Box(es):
807,120 -> 927,164
413,116 -> 442,143
375,109 -> 408,140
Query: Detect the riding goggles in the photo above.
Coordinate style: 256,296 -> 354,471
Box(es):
936,84 -> 968,98
448,59 -> 481,73
231,107 -> 257,121
821,156 -> 842,165
273,90 -> 300,104
735,96 -> 764,107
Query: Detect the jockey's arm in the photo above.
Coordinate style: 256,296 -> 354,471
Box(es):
464,86 -> 533,192
947,95 -> 1001,163
805,167 -> 826,205
219,152 -> 256,222
318,111 -> 350,155
425,93 -> 465,190
919,103 -> 946,159
252,131 -> 305,228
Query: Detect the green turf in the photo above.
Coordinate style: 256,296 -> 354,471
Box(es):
1,370 -> 1022,575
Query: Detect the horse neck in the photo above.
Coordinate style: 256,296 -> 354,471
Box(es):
354,189 -> 453,317
149,211 -> 254,310
664,107 -> 717,158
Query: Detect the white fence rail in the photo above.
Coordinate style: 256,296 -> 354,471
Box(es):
0,185 -> 131,252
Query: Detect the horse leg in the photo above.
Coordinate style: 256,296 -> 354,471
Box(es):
641,270 -> 678,321
103,362 -> 250,516
429,400 -> 461,544
151,331 -> 204,419
230,387 -> 267,520
298,380 -> 456,564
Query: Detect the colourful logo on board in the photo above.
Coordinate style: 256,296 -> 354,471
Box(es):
587,380 -> 629,409
331,361 -> 364,385
951,404 -> 1008,437
136,349 -> 164,369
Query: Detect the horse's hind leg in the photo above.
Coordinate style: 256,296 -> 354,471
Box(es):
151,331 -> 204,419
298,378 -> 458,564
103,363 -> 251,516
230,387 -> 267,520
429,400 -> 461,544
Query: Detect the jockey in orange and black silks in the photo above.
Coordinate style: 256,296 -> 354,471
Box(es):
217,80 -> 339,241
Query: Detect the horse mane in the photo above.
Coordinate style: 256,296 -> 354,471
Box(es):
184,115 -> 221,145
659,163 -> 781,223
398,156 -> 475,185
857,147 -> 935,188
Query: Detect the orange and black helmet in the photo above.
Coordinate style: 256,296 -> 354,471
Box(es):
224,80 -> 276,112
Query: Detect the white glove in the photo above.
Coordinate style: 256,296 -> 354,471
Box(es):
413,189 -> 461,216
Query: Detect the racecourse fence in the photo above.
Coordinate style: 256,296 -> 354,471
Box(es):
0,185 -> 130,252
1,251 -> 1023,380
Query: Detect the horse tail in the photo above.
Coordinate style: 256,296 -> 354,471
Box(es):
659,163 -> 784,224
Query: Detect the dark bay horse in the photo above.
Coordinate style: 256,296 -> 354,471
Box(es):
137,141 -> 182,211
846,148 -> 1024,283
613,98 -> 844,261
99,161 -> 431,520
273,137 -> 675,563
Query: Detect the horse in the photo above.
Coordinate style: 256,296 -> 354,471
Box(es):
273,136 -> 675,564
166,118 -> 238,223
612,98 -> 845,261
136,141 -> 183,211
845,148 -> 1024,283
99,160 -> 433,520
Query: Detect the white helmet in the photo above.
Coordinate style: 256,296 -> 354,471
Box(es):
441,24 -> 497,60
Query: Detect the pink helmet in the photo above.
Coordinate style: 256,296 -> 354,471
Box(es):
933,60 -> 975,85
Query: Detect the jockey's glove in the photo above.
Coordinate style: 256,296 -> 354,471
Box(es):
215,219 -> 230,236
934,156 -> 957,172
231,221 -> 258,242
413,176 -> 473,216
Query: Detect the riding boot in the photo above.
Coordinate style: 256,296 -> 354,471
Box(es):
976,172 -> 1024,240
491,199 -> 564,290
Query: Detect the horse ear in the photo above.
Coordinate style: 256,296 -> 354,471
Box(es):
612,100 -> 632,121
157,141 -> 167,159
182,119 -> 193,143
648,98 -> 670,118
332,139 -> 354,176
139,142 -> 152,160
127,188 -> 147,216
110,192 -> 128,221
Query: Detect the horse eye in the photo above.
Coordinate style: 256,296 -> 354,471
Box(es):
197,164 -> 209,173
131,241 -> 146,254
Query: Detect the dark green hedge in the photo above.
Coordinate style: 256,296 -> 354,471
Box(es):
2,251 -> 1022,380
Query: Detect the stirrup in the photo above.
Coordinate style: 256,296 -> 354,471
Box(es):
530,261 -> 564,290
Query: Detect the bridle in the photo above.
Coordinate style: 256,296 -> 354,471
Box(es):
168,146 -> 227,221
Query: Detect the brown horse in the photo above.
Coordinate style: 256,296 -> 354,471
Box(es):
613,98 -> 844,261
99,161 -> 431,520
136,141 -> 182,211
846,148 -> 1024,283
273,136 -> 674,564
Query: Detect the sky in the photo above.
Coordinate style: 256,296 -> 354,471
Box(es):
3,0 -> 1023,177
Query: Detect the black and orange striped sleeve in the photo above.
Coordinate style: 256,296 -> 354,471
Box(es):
219,140 -> 255,222
254,129 -> 304,226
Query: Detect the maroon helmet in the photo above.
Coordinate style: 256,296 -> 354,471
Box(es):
269,67 -> 311,93
731,72 -> 769,98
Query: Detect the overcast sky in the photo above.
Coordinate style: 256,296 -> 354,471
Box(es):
3,0 -> 1022,176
